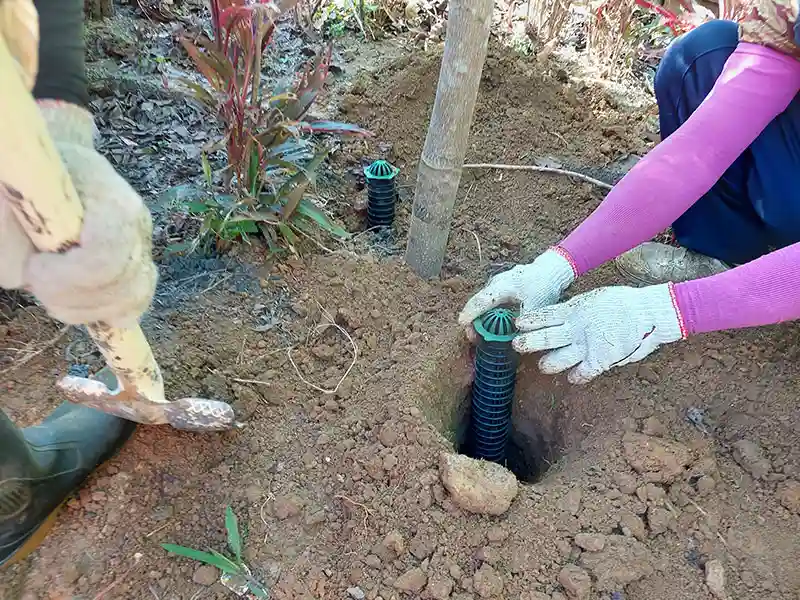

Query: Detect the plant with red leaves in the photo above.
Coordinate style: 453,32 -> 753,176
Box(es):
175,0 -> 370,253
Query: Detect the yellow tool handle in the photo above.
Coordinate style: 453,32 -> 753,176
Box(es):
0,23 -> 167,405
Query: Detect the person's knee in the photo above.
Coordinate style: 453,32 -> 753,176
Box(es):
655,19 -> 739,100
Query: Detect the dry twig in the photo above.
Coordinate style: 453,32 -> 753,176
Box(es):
0,325 -> 70,375
462,162 -> 613,190
287,302 -> 357,394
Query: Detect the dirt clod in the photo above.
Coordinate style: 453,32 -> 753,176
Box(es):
574,532 -> 605,552
622,432 -> 692,483
646,506 -> 675,536
558,565 -> 592,599
705,559 -> 727,599
578,535 -> 654,591
439,453 -> 518,516
375,530 -> 405,561
273,495 -> 303,519
642,416 -> 666,437
776,479 -> 800,513
618,509 -> 647,542
473,563 -> 504,598
732,439 -> 772,480
613,472 -> 638,495
192,565 -> 219,586
394,567 -> 428,593
563,487 -> 583,516
424,575 -> 455,600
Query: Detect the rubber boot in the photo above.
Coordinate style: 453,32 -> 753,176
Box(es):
0,403 -> 136,567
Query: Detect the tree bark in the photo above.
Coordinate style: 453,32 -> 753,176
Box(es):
85,0 -> 114,20
404,0 -> 492,279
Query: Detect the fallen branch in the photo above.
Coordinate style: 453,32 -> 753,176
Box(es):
462,162 -> 613,191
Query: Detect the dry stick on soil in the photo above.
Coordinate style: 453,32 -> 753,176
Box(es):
462,162 -> 614,190
0,325 -> 70,375
333,493 -> 373,534
404,0 -> 494,278
287,302 -> 357,394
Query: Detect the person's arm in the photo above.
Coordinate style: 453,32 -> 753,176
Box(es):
556,42 -> 800,276
674,240 -> 800,334
32,0 -> 87,106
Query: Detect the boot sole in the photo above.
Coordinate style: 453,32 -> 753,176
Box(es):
0,420 -> 136,569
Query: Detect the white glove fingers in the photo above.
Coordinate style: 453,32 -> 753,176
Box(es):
458,273 -> 517,326
517,303 -> 571,331
513,325 -> 572,354
567,360 -> 605,385
538,345 -> 583,374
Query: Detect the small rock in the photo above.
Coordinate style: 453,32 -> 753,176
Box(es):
424,575 -> 455,600
558,565 -> 592,599
647,506 -> 675,536
364,554 -> 382,569
575,533 -> 605,552
696,475 -> 716,495
579,535 -> 654,591
273,495 -> 302,519
732,440 -> 771,479
705,560 -> 727,599
613,472 -> 638,495
375,530 -> 405,561
245,484 -> 264,503
623,432 -> 692,483
475,546 -> 501,565
642,417 -> 666,437
410,533 -> 437,559
347,586 -> 366,600
378,422 -> 401,447
473,563 -> 503,598
192,565 -> 219,586
486,526 -> 508,544
776,479 -> 800,513
563,487 -> 583,516
637,365 -> 660,384
618,510 -> 646,542
394,568 -> 427,593
439,453 -> 518,516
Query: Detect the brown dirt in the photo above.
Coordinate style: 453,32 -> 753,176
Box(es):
3,10 -> 800,600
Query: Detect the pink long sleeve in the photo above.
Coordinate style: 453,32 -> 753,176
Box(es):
558,43 -> 800,275
674,242 -> 800,334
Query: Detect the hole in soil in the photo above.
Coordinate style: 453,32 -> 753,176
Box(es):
456,382 -> 565,483
415,334 -> 569,485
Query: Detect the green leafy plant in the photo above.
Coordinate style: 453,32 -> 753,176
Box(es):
162,506 -> 268,598
174,0 -> 370,253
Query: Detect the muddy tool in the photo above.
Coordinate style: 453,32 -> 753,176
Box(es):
0,12 -> 236,431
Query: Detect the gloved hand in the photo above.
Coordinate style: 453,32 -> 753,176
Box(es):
513,283 -> 685,384
0,101 -> 157,327
458,249 -> 576,333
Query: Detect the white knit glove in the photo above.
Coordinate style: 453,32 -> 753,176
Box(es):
514,283 -> 685,384
458,249 -> 576,329
0,102 -> 157,327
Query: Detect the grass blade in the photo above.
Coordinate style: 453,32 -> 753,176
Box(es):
225,506 -> 242,562
161,544 -> 238,574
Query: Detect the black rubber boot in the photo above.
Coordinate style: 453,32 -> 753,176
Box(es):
0,403 -> 136,567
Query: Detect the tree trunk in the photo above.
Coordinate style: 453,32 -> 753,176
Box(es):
404,0 -> 493,279
85,0 -> 114,20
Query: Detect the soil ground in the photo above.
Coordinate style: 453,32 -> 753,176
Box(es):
2,3 -> 800,600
